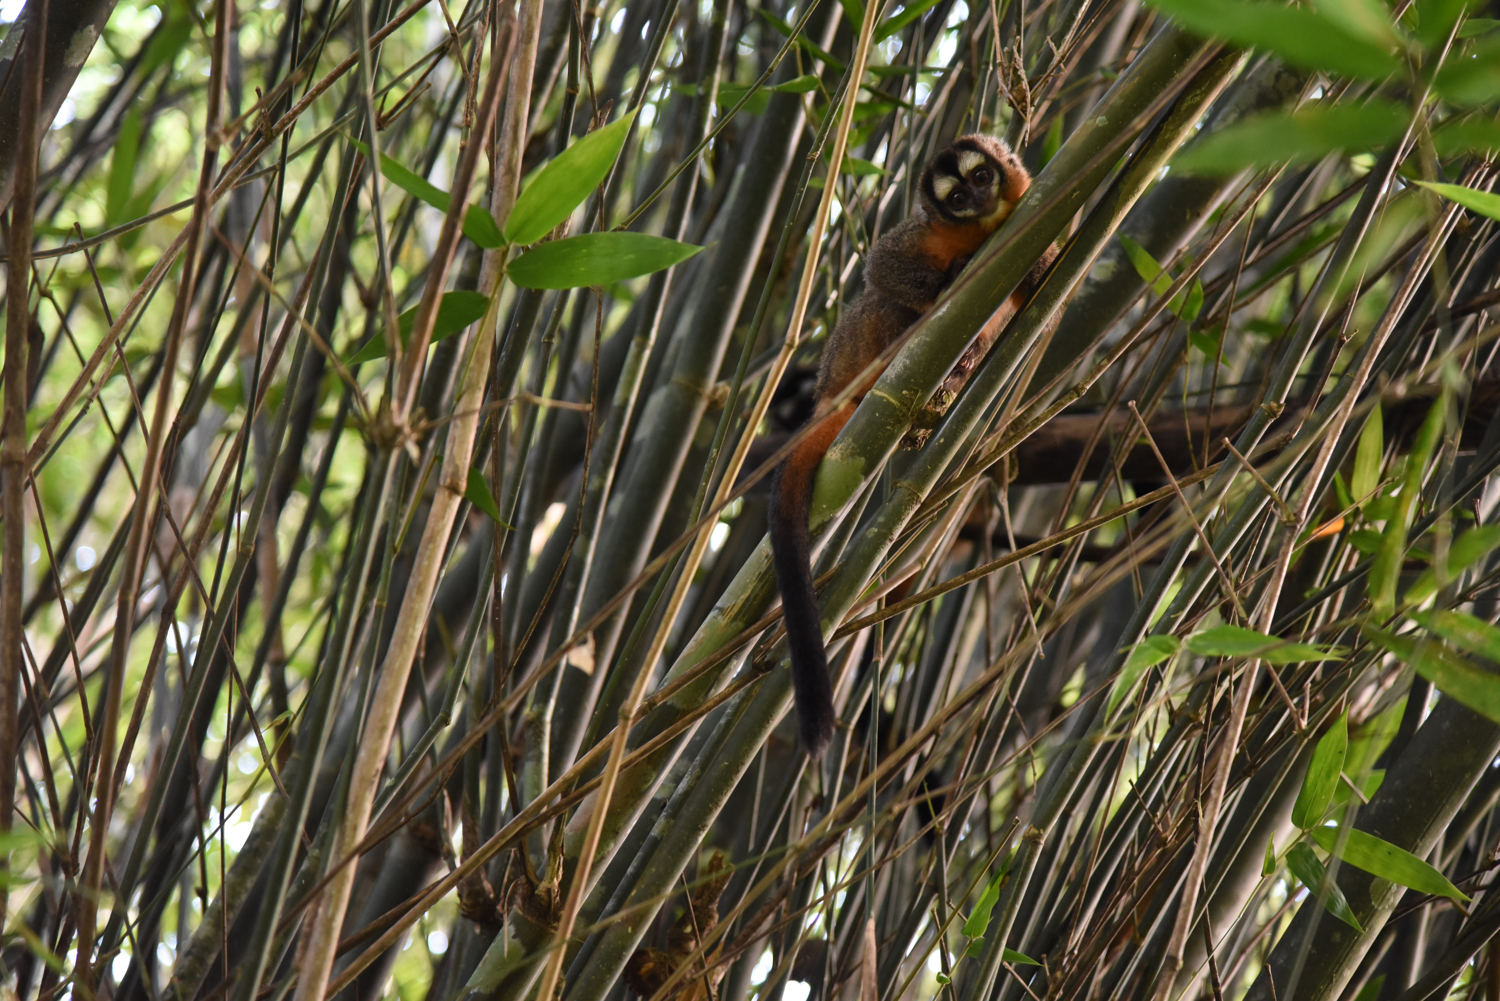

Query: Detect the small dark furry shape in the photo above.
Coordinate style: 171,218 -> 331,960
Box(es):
769,133 -> 1059,758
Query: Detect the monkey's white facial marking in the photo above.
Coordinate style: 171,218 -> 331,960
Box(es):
931,174 -> 958,202
957,150 -> 986,176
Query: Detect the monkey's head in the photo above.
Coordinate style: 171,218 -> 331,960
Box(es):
919,135 -> 1030,226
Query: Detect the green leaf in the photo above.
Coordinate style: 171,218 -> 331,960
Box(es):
1264,836 -> 1278,876
962,857 -> 1012,939
1355,975 -> 1386,1001
1185,625 -> 1342,664
464,467 -> 509,525
1352,406 -> 1384,502
842,155 -> 888,176
1459,17 -> 1500,35
1286,843 -> 1364,933
935,973 -> 951,985
1118,234 -> 1173,296
142,15 -> 193,72
506,111 -> 638,246
508,233 -> 704,289
1178,280 -> 1205,323
1145,0 -> 1401,79
1364,625 -> 1500,724
107,107 -> 146,227
1371,392 -> 1447,616
1315,0 -> 1402,48
1415,180 -> 1500,223
347,291 -> 491,365
1173,102 -> 1408,174
1109,635 -> 1181,714
1412,609 -> 1500,662
1435,37 -> 1500,105
760,10 -> 846,71
349,138 -> 505,248
1293,712 -> 1349,829
877,0 -> 943,40
1189,328 -> 1222,357
1406,524 -> 1500,603
1414,0 -> 1470,44
1432,117 -> 1500,157
1003,949 -> 1041,966
1311,825 -> 1470,902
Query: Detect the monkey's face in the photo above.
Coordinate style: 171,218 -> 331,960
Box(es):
920,136 -> 1027,226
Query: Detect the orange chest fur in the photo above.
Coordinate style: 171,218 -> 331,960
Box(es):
917,219 -> 1000,272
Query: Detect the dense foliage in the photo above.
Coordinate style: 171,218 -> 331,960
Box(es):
1,0 -> 1499,996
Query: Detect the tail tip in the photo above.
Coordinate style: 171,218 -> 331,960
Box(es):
798,703 -> 836,759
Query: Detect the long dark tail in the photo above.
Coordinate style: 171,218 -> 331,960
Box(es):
768,406 -> 852,758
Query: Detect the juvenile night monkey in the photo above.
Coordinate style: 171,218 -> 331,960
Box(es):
770,134 -> 1058,758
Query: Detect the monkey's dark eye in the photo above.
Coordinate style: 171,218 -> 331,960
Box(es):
972,167 -> 992,185
948,190 -> 966,206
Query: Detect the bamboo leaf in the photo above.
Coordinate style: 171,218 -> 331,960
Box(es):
506,111 -> 639,245
1264,837 -> 1278,876
1311,826 -> 1469,902
1118,234 -> 1173,296
876,0 -> 943,40
1173,102 -> 1409,174
1186,625 -> 1342,664
1415,180 -> 1500,222
1412,609 -> 1500,662
508,233 -> 704,289
1109,635 -> 1181,713
1145,0 -> 1401,78
1286,843 -> 1364,933
465,468 -> 509,526
1352,406 -> 1384,502
1004,949 -> 1041,966
962,856 -> 1012,939
1364,626 -> 1500,724
1434,36 -> 1500,105
1293,712 -> 1349,829
347,291 -> 491,364
1372,392 -> 1448,616
349,138 -> 505,248
1406,525 -> 1500,603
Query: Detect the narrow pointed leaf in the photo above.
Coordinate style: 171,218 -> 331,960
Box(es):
505,111 -> 639,245
349,138 -> 505,248
1412,609 -> 1500,663
1435,36 -> 1500,105
1003,949 -> 1040,966
1110,635 -> 1181,714
876,0 -> 944,40
1173,102 -> 1408,174
1311,825 -> 1469,902
962,856 -> 1012,939
1287,843 -> 1364,933
1145,0 -> 1401,79
1364,626 -> 1500,724
465,468 -> 509,526
1293,712 -> 1349,829
1352,406 -> 1384,501
1406,525 -> 1500,603
508,233 -> 703,289
1186,625 -> 1341,664
1415,180 -> 1500,223
347,291 -> 491,365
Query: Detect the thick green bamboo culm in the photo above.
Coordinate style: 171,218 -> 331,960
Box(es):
7,0 -> 1500,999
